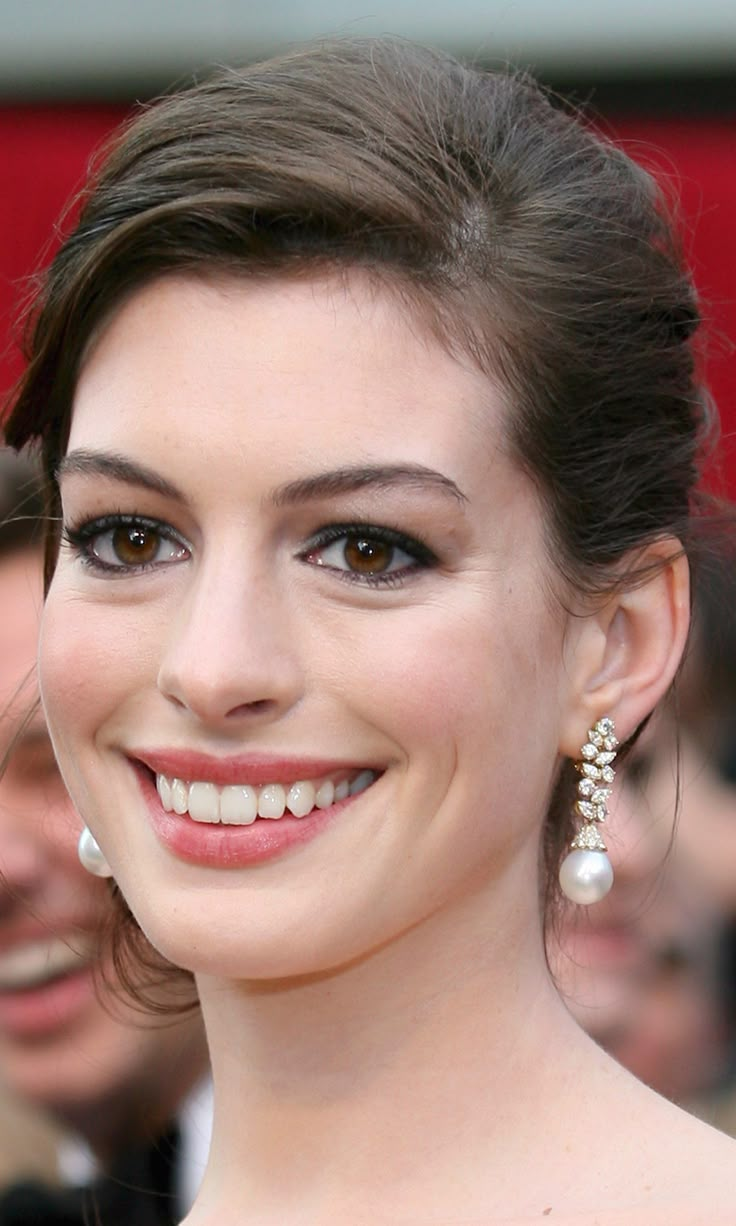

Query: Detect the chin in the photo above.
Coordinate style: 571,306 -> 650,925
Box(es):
131,884 -> 390,986
146,919 -> 354,984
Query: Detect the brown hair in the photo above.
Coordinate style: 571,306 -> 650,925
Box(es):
681,542 -> 736,764
0,448 -> 45,557
3,38 -> 713,945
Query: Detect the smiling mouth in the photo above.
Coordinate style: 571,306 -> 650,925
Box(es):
155,767 -> 378,825
0,935 -> 95,993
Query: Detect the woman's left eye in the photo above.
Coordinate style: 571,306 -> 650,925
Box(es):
300,526 -> 435,584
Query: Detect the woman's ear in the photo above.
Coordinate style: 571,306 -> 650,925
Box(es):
558,540 -> 690,757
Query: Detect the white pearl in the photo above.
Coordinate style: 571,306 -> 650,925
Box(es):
77,826 -> 113,878
559,849 -> 613,905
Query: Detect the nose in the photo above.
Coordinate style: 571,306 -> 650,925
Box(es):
157,547 -> 306,727
0,806 -> 48,916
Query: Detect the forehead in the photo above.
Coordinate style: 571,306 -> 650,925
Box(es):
69,272 -> 505,477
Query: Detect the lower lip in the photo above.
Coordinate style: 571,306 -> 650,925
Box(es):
135,766 -> 364,868
0,966 -> 97,1039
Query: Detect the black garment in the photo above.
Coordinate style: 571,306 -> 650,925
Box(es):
0,1125 -> 181,1225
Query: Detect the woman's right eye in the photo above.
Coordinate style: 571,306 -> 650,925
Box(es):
63,516 -> 190,574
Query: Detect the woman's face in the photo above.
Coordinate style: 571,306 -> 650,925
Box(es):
40,272 -> 575,980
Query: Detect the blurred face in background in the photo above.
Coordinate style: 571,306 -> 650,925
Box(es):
0,545 -> 205,1149
554,712 -> 733,1101
657,718 -> 736,916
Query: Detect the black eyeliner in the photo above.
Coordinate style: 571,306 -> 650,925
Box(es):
301,521 -> 437,565
299,520 -> 439,588
62,512 -> 188,575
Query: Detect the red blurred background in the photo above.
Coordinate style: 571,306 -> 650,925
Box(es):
1,104 -> 734,497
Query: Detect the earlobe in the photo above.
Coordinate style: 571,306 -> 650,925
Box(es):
559,542 -> 690,756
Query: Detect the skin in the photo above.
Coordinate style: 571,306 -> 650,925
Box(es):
0,547 -> 207,1162
38,272 -> 734,1223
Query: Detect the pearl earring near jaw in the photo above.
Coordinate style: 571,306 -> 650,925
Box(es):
559,716 -> 617,905
559,848 -> 613,904
78,826 -> 113,878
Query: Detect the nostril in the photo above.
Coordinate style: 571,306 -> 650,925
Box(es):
226,698 -> 275,718
160,690 -> 188,712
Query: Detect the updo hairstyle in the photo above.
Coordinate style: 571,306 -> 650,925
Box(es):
4,38 -> 710,935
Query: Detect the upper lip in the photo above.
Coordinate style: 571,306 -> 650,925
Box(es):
130,749 -> 381,787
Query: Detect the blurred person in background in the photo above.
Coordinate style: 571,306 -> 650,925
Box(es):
553,543 -> 736,1128
0,446 -> 211,1223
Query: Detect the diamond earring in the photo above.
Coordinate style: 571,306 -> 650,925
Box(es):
77,826 -> 113,878
558,717 -> 617,904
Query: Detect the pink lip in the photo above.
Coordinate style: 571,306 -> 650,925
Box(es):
130,759 -> 376,868
0,967 -> 97,1039
132,748 -> 373,787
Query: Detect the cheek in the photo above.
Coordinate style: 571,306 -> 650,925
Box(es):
309,605 -> 485,758
38,588 -> 151,818
39,596 -> 104,748
40,584 -> 161,728
317,588 -> 563,788
415,603 -> 551,711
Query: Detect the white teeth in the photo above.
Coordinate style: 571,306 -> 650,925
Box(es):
157,774 -> 172,812
0,936 -> 94,991
286,780 -> 316,818
154,768 -> 378,824
349,770 -> 374,796
258,784 -> 286,819
171,778 -> 188,815
188,782 -> 220,823
315,780 -> 335,809
219,785 -> 257,825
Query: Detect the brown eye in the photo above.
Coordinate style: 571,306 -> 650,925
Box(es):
111,525 -> 161,566
343,536 -> 394,574
74,517 -> 190,572
302,527 -> 426,584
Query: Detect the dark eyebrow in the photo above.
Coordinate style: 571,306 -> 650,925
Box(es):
270,465 -> 467,508
57,452 -> 467,509
57,451 -> 185,502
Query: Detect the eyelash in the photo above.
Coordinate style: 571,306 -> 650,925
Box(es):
62,514 -> 190,576
299,522 -> 438,587
62,515 -> 438,587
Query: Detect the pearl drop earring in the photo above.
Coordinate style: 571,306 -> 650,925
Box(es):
77,826 -> 113,878
558,717 -> 617,905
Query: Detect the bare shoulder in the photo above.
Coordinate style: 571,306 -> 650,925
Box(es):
575,1055 -> 736,1223
508,1034 -> 736,1226
489,1103 -> 735,1226
467,1063 -> 735,1226
638,1097 -> 736,1217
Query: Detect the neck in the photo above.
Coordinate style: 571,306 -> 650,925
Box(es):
194,873 -> 584,1224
